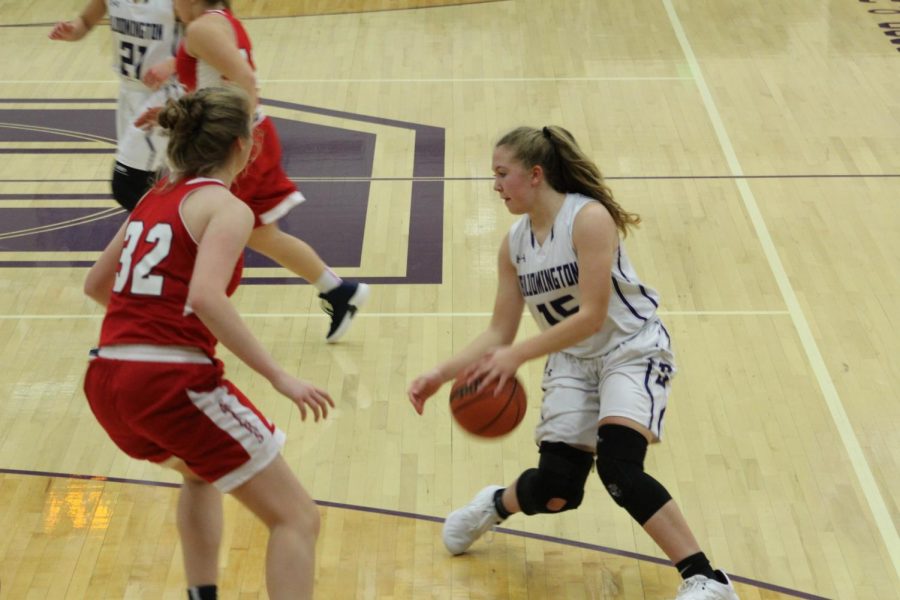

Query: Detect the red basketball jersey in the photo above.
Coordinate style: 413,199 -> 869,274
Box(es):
176,9 -> 256,92
174,9 -> 301,225
99,177 -> 243,356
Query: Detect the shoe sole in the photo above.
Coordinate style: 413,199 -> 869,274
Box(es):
325,283 -> 370,343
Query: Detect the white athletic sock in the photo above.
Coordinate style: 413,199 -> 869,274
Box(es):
314,268 -> 342,293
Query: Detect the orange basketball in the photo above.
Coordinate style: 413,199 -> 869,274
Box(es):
449,375 -> 527,438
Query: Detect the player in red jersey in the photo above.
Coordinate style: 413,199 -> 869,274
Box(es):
141,0 -> 368,344
84,87 -> 330,600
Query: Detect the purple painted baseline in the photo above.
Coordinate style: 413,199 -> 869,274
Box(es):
0,466 -> 832,600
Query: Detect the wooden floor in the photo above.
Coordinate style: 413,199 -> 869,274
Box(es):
1,0 -> 899,598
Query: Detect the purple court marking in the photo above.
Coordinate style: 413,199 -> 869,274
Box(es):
0,109 -> 115,143
0,466 -> 832,600
0,97 -> 445,283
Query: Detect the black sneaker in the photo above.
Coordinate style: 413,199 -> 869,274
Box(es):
319,281 -> 370,343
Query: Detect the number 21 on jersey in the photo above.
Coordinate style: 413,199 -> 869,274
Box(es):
119,40 -> 148,79
113,220 -> 172,295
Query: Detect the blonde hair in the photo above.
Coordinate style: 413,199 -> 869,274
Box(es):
157,86 -> 251,178
496,126 -> 641,235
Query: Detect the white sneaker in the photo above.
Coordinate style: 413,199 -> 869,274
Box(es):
442,485 -> 504,555
675,570 -> 740,600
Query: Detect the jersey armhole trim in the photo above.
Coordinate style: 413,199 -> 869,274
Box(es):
179,179 -> 227,247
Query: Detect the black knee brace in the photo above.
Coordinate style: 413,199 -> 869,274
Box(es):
516,442 -> 594,515
111,162 -> 157,211
595,424 -> 672,525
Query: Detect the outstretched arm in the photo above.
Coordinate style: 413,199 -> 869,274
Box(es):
407,236 -> 524,414
186,192 -> 333,421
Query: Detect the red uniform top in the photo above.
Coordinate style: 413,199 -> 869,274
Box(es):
99,177 -> 243,357
176,9 -> 256,92
174,8 -> 301,226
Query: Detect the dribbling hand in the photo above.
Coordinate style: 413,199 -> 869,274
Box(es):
272,373 -> 334,422
469,346 -> 522,397
407,368 -> 444,415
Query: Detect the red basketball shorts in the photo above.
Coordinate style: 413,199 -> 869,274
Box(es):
84,347 -> 285,492
231,116 -> 305,227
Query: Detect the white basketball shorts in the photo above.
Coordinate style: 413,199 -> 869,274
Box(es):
534,318 -> 676,451
116,82 -> 181,171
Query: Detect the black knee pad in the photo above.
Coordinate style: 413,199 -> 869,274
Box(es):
111,162 -> 157,211
595,424 -> 672,525
516,442 -> 594,515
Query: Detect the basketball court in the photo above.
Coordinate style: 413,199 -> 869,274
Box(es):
0,0 -> 898,598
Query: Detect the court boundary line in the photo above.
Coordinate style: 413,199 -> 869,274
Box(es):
0,467 -> 831,600
662,0 -> 900,582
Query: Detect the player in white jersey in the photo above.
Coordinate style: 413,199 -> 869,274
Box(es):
49,0 -> 181,210
408,126 -> 740,600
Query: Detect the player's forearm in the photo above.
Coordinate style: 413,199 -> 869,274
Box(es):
433,327 -> 511,383
512,309 -> 606,365
190,292 -> 286,383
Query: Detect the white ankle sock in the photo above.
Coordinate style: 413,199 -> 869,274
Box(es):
314,268 -> 342,293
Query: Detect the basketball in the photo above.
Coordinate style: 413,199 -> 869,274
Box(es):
449,375 -> 527,438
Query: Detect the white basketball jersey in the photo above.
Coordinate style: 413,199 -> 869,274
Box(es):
107,0 -> 179,89
508,193 -> 662,358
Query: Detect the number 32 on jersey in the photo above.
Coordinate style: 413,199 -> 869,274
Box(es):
113,220 -> 172,295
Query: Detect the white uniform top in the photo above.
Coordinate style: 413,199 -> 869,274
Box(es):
107,0 -> 179,90
508,193 -> 662,359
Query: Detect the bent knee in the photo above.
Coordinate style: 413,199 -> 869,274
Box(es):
291,493 -> 321,537
516,442 -> 594,515
305,505 -> 321,539
545,497 -> 567,512
278,492 -> 321,539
